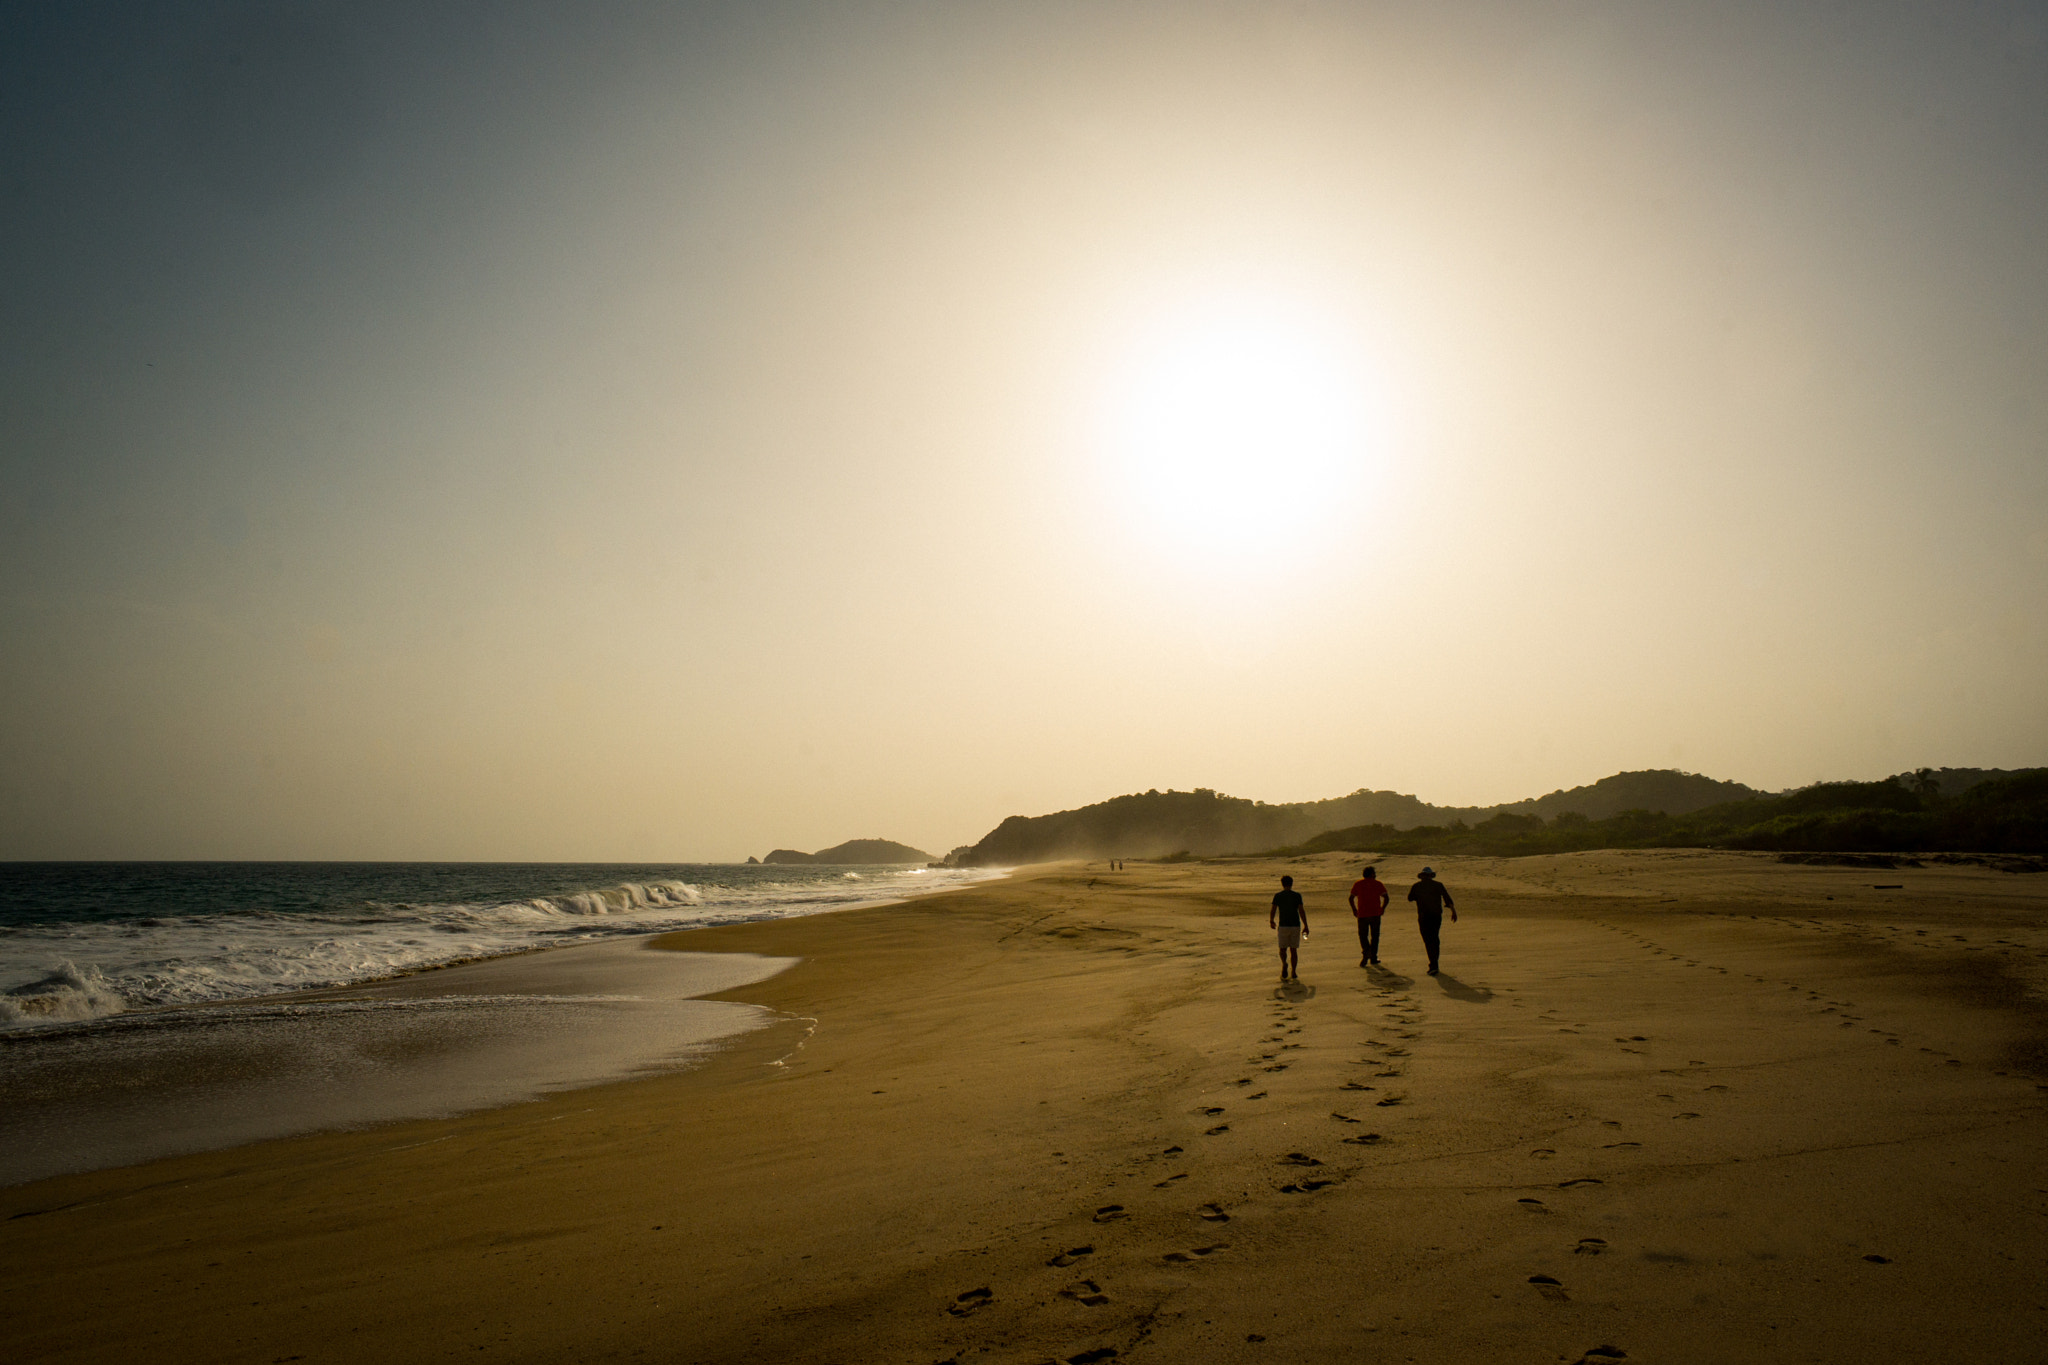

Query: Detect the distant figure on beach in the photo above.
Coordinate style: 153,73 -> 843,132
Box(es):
1269,874 -> 1308,981
1348,864 -> 1389,967
1406,867 -> 1456,976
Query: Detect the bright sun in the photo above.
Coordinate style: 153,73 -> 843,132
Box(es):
1096,294 -> 1379,567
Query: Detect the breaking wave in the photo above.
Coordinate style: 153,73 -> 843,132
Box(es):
0,864 -> 996,1033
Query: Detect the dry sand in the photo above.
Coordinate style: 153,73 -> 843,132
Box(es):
5,851 -> 2047,1364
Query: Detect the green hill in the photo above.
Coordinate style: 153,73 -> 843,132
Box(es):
938,768 -> 2048,867
1492,770 -> 1757,822
1282,769 -> 2048,862
939,769 -> 1758,867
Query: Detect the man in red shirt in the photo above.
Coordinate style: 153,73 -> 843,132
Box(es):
1348,864 -> 1389,967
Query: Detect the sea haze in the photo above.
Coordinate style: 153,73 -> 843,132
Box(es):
0,860 -> 993,1029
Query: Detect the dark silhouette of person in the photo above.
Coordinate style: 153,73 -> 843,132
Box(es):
1269,874 -> 1308,981
1348,864 -> 1389,967
1406,867 -> 1457,975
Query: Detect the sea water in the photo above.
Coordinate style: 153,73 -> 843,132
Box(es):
0,861 -> 998,1184
0,860 -> 991,1030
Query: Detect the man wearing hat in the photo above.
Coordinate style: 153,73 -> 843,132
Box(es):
1406,867 -> 1457,976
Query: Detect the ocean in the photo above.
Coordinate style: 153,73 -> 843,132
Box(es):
0,860 -> 991,1030
0,861 -> 998,1184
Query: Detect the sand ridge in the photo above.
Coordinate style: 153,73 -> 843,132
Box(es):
4,852 -> 2046,1363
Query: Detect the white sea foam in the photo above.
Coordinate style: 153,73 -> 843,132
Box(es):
0,866 -> 998,1033
0,962 -> 129,1027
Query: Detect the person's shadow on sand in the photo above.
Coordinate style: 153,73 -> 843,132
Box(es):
1273,981 -> 1318,1000
1432,972 -> 1493,1003
1366,964 -> 1415,987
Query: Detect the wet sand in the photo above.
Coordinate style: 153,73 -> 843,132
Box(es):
5,851 -> 2047,1364
0,945 -> 797,1187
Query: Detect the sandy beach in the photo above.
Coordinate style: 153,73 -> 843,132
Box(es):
5,851 -> 2047,1364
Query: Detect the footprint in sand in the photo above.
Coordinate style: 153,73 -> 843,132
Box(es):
1198,1106 -> 1225,1116
1046,1246 -> 1094,1267
1703,1084 -> 1730,1092
1154,1173 -> 1188,1188
1247,1091 -> 1268,1100
1528,1274 -> 1570,1302
1204,1124 -> 1230,1136
1574,1238 -> 1608,1255
1262,1064 -> 1289,1073
948,1287 -> 994,1316
1574,1346 -> 1628,1362
1092,1205 -> 1128,1223
1161,1244 -> 1228,1263
1531,1149 -> 1557,1159
1518,1198 -> 1548,1211
1059,1279 -> 1111,1306
1234,1077 -> 1254,1085
1375,1095 -> 1404,1107
1339,1082 -> 1375,1091
1672,1112 -> 1700,1120
1163,1145 -> 1183,1155
1280,1179 -> 1335,1193
1375,1070 -> 1403,1078
1066,1348 -> 1119,1364
1557,1178 -> 1603,1188
1279,1152 -> 1324,1166
1342,1133 -> 1384,1145
1197,1203 -> 1230,1222
1331,1112 -> 1362,1123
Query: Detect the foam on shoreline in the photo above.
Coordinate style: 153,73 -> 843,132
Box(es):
0,937 -> 797,1187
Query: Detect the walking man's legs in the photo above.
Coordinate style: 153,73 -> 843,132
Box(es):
1418,912 -> 1442,975
1357,916 -> 1379,965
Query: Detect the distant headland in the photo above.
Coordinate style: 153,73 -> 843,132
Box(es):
754,838 -> 935,866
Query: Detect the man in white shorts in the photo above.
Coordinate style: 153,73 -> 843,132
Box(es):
1269,875 -> 1308,981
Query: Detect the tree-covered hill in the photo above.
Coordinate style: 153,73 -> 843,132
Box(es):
1279,769 -> 2048,861
939,769 -> 1759,866
937,768 -> 2048,867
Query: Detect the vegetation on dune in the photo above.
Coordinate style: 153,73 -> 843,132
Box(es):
1276,770 -> 2048,861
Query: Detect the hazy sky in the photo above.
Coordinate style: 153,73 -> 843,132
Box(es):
4,1 -> 2046,860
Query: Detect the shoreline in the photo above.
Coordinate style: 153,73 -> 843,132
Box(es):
0,868 -> 1010,1187
0,938 -> 802,1188
5,851 -> 2047,1363
0,861 -> 1000,1033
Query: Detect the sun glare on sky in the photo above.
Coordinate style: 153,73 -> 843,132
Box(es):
1094,292 -> 1383,572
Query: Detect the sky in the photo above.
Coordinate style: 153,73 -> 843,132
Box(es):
3,0 -> 2046,861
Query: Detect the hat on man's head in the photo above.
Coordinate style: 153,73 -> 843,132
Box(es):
1419,867 -> 1435,877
